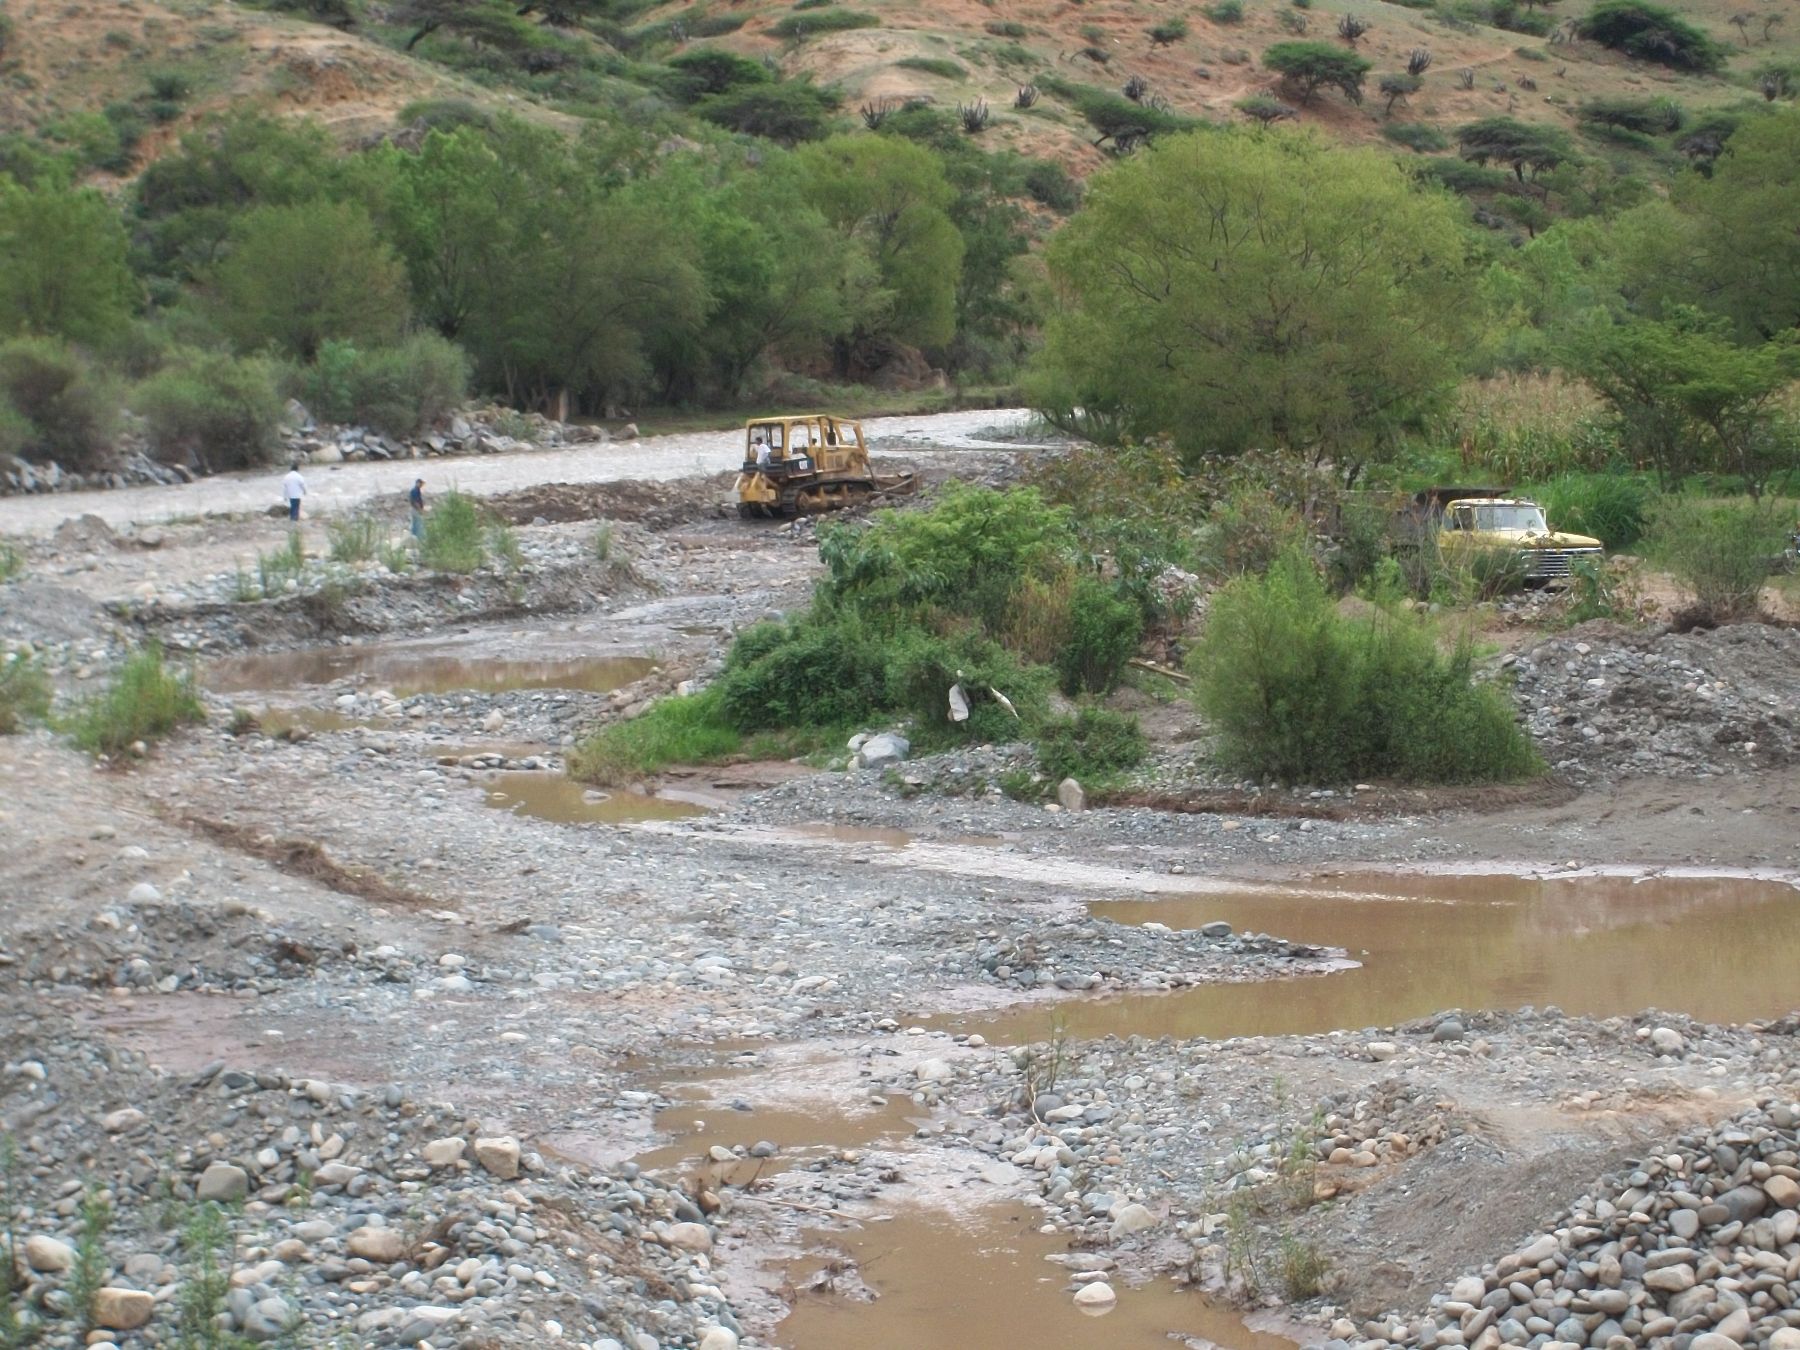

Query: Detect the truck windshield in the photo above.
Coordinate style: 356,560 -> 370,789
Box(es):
1470,504 -> 1547,532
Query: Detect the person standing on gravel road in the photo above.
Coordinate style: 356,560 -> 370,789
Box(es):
282,463 -> 307,522
409,478 -> 426,539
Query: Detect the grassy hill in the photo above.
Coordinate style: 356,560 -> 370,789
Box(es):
2,0 -> 1792,185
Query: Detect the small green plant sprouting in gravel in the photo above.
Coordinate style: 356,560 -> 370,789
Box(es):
0,539 -> 23,582
487,522 -> 522,571
592,520 -> 615,562
257,533 -> 305,594
177,1203 -> 248,1350
70,1187 -> 114,1332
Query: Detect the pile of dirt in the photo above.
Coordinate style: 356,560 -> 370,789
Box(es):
1510,622 -> 1800,783
483,475 -> 736,529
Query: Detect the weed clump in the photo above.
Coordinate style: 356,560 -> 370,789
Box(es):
67,644 -> 204,756
1034,707 -> 1148,783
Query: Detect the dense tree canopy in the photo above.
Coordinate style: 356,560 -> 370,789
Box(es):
1029,130 -> 1470,470
0,181 -> 136,345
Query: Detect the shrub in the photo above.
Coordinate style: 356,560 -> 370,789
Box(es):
1149,18 -> 1189,44
0,537 -> 20,581
136,352 -> 285,473
1576,0 -> 1727,72
257,532 -> 306,594
663,48 -> 772,101
1578,95 -> 1684,134
767,8 -> 878,38
1023,159 -> 1081,212
1383,122 -> 1449,152
1529,472 -> 1652,550
1058,574 -> 1142,695
1647,497 -> 1785,623
1262,40 -> 1372,103
0,338 -> 118,470
887,630 -> 1052,746
571,688 -> 740,784
67,644 -> 205,755
0,651 -> 52,733
418,489 -> 486,573
1197,488 -> 1310,578
987,20 -> 1028,36
1191,551 -> 1540,783
1035,707 -> 1147,782
716,612 -> 892,731
898,57 -> 966,79
1206,0 -> 1246,22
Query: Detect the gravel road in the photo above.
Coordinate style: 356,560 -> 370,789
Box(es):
0,408 -> 1037,536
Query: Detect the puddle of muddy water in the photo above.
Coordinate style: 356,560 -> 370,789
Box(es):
955,871 -> 1800,1045
484,771 -> 711,825
780,1208 -> 1299,1350
208,647 -> 655,696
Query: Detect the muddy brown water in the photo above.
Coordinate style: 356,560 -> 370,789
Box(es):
781,1209 -> 1305,1350
207,646 -> 655,696
950,871 -> 1800,1046
484,771 -> 712,825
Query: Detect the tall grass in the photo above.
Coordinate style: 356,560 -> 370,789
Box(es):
419,489 -> 486,573
1529,471 -> 1653,550
1437,373 -> 1616,481
326,515 -> 384,563
257,532 -> 306,593
67,645 -> 205,755
0,539 -> 22,582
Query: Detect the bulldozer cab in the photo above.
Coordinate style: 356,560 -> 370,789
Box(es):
744,416 -> 862,472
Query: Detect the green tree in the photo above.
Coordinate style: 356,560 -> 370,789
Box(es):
135,114 -> 340,276
1562,309 -> 1800,492
1576,0 -> 1728,72
0,180 -> 136,344
208,201 -> 409,359
1262,41 -> 1372,104
1028,130 -> 1470,473
791,135 -> 964,370
1664,107 -> 1800,339
1457,116 -> 1575,186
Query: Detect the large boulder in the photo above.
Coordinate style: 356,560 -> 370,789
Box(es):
854,733 -> 910,770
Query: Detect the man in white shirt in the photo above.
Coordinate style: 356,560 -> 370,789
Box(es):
282,463 -> 307,522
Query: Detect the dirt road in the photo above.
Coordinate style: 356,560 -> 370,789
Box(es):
0,409 -> 1036,537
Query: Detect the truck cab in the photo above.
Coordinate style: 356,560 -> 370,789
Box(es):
1437,495 -> 1603,582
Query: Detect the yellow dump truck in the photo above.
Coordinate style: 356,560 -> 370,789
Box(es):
1411,487 -> 1603,583
733,414 -> 913,518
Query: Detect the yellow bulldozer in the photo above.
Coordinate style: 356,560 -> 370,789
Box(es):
733,413 -> 915,519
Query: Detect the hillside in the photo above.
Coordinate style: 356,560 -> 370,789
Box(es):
1,0 -> 1791,182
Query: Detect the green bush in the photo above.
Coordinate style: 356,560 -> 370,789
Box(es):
1529,472 -> 1652,550
662,48 -> 772,101
1383,122 -> 1450,152
419,489 -> 487,573
0,338 -> 118,471
1023,159 -> 1082,212
1578,96 -> 1684,134
987,20 -> 1028,36
0,651 -> 52,734
1197,487 -> 1310,578
0,537 -> 21,582
303,335 -> 470,439
1057,575 -> 1142,695
1191,551 -> 1540,784
716,612 -> 892,731
1206,0 -> 1246,21
768,8 -> 879,38
1576,0 -> 1727,72
136,352 -> 285,472
1034,707 -> 1147,782
568,685 -> 825,785
887,630 -> 1052,746
1647,497 -> 1785,623
67,645 -> 204,755
897,57 -> 966,79
1418,158 -> 1512,194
